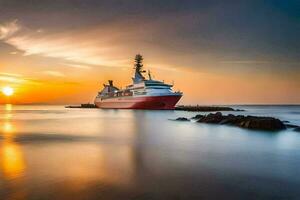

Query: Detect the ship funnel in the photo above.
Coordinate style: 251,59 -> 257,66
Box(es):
108,80 -> 113,86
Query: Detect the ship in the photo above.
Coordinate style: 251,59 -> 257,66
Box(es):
94,54 -> 182,109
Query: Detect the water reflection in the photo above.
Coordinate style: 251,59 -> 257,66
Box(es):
0,104 -> 25,180
0,106 -> 300,199
2,122 -> 14,135
3,104 -> 12,120
1,142 -> 25,180
5,104 -> 12,111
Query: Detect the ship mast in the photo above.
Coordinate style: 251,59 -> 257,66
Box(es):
133,54 -> 146,83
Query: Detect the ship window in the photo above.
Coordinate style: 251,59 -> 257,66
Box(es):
145,83 -> 169,87
147,87 -> 170,90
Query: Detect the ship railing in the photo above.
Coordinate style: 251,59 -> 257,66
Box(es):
100,91 -> 133,99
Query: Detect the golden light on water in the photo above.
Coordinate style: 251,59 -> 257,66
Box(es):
2,122 -> 14,134
1,142 -> 25,179
2,86 -> 14,96
5,103 -> 12,111
1,105 -> 15,137
0,104 -> 25,180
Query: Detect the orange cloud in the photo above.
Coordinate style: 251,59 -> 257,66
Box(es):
43,71 -> 65,77
2,21 -> 130,68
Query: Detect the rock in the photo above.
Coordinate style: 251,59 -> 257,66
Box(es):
238,116 -> 285,131
220,114 -> 241,124
285,124 -> 300,128
294,127 -> 300,132
175,117 -> 190,121
191,114 -> 204,119
192,113 -> 286,131
198,112 -> 224,123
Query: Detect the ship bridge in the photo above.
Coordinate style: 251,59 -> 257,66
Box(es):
144,80 -> 172,89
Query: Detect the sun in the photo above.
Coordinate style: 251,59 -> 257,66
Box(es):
2,86 -> 14,96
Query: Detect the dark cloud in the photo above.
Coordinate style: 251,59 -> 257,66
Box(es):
0,0 -> 299,71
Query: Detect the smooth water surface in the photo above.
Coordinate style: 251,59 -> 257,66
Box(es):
0,105 -> 300,200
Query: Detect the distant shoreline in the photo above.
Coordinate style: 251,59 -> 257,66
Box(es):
64,104 -> 244,111
65,103 -> 96,108
1,103 -> 300,107
175,105 -> 244,112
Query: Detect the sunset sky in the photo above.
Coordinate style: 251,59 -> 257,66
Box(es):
0,0 -> 299,104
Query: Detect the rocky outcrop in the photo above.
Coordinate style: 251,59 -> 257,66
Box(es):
194,112 -> 286,131
285,124 -> 300,128
294,127 -> 300,132
198,112 -> 224,123
175,117 -> 190,121
280,123 -> 300,132
191,114 -> 204,119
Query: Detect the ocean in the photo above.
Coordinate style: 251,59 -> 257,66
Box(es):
0,105 -> 300,199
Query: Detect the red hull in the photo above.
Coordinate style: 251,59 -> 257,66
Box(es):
94,95 -> 182,110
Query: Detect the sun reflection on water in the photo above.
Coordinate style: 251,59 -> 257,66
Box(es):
5,104 -> 12,111
2,121 -> 15,137
1,142 -> 25,179
0,104 -> 26,180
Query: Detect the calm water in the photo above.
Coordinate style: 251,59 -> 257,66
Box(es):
0,105 -> 300,200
